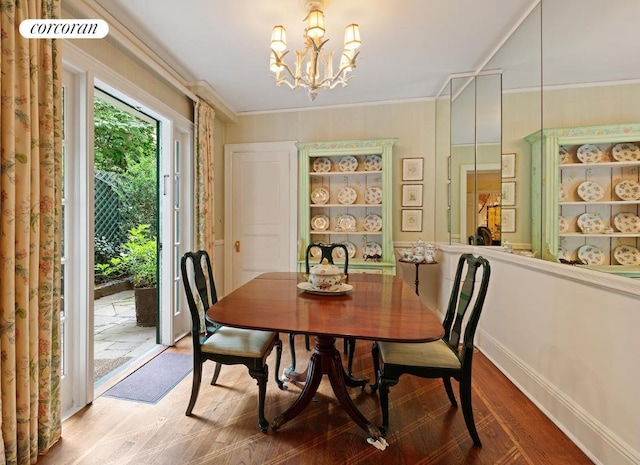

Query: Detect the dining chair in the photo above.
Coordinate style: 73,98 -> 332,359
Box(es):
370,253 -> 491,446
289,242 -> 356,374
181,250 -> 285,432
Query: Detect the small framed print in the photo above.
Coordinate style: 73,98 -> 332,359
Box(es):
401,209 -> 423,232
502,208 -> 516,233
402,184 -> 423,207
402,158 -> 424,181
501,181 -> 516,206
502,153 -> 516,178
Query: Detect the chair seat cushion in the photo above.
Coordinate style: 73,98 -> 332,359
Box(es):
378,339 -> 461,369
202,326 -> 276,358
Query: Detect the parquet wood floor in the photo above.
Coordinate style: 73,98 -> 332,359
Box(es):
38,336 -> 593,465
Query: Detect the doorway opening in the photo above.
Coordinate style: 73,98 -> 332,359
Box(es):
92,89 -> 160,389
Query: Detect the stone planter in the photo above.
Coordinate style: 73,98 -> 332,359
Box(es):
134,286 -> 157,327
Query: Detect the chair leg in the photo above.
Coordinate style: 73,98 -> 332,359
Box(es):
210,362 -> 221,385
379,377 -> 398,431
304,334 -> 310,350
370,342 -> 380,392
288,333 -> 297,374
249,366 -> 270,433
442,376 -> 458,407
460,377 -> 481,447
346,338 -> 356,377
186,360 -> 203,416
274,336 -> 286,390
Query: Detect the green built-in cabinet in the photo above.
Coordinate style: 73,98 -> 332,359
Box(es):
526,124 -> 640,275
297,138 -> 397,274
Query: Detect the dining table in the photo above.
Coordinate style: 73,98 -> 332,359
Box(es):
206,271 -> 444,443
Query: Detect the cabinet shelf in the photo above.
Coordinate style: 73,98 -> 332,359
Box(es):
560,200 -> 640,206
559,160 -> 640,169
298,139 -> 397,274
560,232 -> 639,238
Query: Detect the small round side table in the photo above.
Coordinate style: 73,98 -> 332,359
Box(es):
399,259 -> 438,295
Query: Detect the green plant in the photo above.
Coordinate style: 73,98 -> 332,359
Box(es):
99,224 -> 157,288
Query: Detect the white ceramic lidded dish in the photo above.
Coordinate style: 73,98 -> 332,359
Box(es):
307,261 -> 345,291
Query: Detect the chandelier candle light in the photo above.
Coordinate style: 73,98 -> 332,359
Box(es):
269,0 -> 361,101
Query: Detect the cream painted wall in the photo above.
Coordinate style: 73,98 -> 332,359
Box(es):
66,39 -> 193,120
222,101 -> 437,242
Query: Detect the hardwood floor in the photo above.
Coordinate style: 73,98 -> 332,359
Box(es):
38,336 -> 593,465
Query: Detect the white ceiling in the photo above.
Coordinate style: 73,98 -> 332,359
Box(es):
66,0 -> 640,117
77,0 -> 536,114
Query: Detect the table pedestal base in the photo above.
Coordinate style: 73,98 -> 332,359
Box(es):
272,335 -> 381,439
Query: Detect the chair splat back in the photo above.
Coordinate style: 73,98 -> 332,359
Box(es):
442,253 -> 491,358
181,250 -> 218,338
304,242 -> 348,274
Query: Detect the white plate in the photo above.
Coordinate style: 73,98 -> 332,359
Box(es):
614,180 -> 640,201
297,282 -> 353,296
312,157 -> 332,172
363,213 -> 383,232
363,155 -> 382,171
335,214 -> 357,231
311,187 -> 330,204
363,241 -> 382,257
334,241 -> 356,259
578,244 -> 605,265
559,146 -> 571,164
364,186 -> 382,204
311,214 -> 329,231
337,186 -> 357,204
338,156 -> 358,172
576,144 -> 603,163
613,212 -> 640,233
559,185 -> 568,201
558,247 -> 570,261
614,245 -> 640,265
577,213 -> 605,233
612,142 -> 640,161
309,245 -> 322,258
577,181 -> 605,202
559,215 -> 569,233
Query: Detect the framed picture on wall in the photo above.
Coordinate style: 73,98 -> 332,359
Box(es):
402,184 -> 423,207
402,158 -> 424,181
501,181 -> 516,206
401,209 -> 423,232
502,153 -> 516,178
502,208 -> 516,233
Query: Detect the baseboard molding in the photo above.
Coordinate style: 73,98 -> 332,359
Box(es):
477,331 -> 640,465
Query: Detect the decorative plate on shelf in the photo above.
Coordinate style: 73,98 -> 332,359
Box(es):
577,181 -> 605,202
363,241 -> 382,257
614,179 -> 640,201
578,244 -> 606,265
559,215 -> 569,233
576,144 -> 604,163
311,214 -> 329,231
613,212 -> 640,233
363,155 -> 382,171
333,241 -> 356,259
312,157 -> 332,172
559,146 -> 571,165
363,213 -> 383,232
311,187 -> 330,204
364,186 -> 383,204
577,213 -> 605,233
335,214 -> 357,231
337,186 -> 357,205
613,245 -> 640,265
557,247 -> 570,261
559,185 -> 568,201
309,245 -> 322,258
338,156 -> 358,172
612,142 -> 640,161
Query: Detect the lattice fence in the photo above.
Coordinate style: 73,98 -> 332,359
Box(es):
94,169 -> 124,245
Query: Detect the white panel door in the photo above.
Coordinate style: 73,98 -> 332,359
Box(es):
225,142 -> 298,293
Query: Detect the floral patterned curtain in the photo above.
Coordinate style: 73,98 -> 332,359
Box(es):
0,1 -> 63,463
194,98 -> 216,256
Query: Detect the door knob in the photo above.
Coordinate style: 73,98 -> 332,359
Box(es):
234,240 -> 240,252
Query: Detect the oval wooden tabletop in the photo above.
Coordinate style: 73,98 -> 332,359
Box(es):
208,272 -> 444,343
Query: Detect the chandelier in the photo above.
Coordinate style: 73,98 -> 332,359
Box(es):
269,0 -> 361,101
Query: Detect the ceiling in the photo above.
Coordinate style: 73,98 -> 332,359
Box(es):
71,0 -> 537,115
